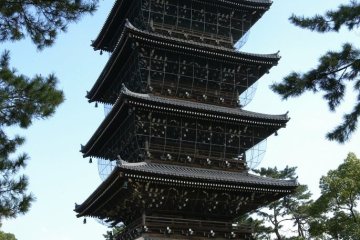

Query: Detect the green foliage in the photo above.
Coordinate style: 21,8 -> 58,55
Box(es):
0,51 -> 64,128
0,229 -> 17,240
0,0 -> 99,50
249,167 -> 311,240
103,226 -> 125,240
290,1 -> 360,32
271,1 -> 360,143
237,214 -> 272,240
308,153 -> 360,239
0,0 -> 96,222
0,130 -> 33,219
0,51 -> 64,219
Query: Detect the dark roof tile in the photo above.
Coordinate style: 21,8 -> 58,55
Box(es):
122,86 -> 289,122
121,21 -> 281,64
119,161 -> 298,188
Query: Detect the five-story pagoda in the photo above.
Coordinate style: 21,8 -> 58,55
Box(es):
75,0 -> 298,239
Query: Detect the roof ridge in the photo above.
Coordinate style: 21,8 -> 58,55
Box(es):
119,161 -> 298,187
121,86 -> 289,121
126,23 -> 280,60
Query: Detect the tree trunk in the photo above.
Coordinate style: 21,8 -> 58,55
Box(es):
273,208 -> 282,240
296,218 -> 305,238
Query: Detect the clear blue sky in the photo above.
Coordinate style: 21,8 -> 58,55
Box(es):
2,0 -> 360,239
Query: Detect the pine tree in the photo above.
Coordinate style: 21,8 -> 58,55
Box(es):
250,167 -> 312,240
271,1 -> 360,143
0,0 -> 99,220
0,0 -> 98,50
0,51 -> 64,219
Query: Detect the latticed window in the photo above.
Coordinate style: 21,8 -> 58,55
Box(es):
136,47 -> 260,107
140,0 -> 253,47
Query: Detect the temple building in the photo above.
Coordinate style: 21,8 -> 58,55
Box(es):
75,0 -> 298,239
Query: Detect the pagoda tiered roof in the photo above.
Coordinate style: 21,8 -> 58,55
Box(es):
76,0 -> 297,238
82,86 -> 289,161
75,161 -> 297,225
88,21 -> 280,104
118,161 -> 296,187
123,87 -> 288,121
93,0 -> 273,52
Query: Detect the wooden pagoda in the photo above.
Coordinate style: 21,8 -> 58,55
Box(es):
75,0 -> 298,239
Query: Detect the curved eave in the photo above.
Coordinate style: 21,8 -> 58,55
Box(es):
81,93 -> 126,157
122,86 -> 289,123
92,0 -> 128,52
92,0 -> 272,52
126,21 -> 281,63
82,87 -> 289,158
119,161 -> 298,188
87,21 -> 280,103
87,21 -> 131,102
75,166 -> 123,216
75,162 -> 297,217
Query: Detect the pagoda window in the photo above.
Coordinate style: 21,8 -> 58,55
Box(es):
212,130 -> 225,146
152,13 -> 164,26
218,13 -> 231,27
136,118 -> 150,135
150,71 -> 163,83
165,61 -> 179,73
83,109 -> 274,167
86,106 -> 279,164
208,69 -> 221,82
192,9 -> 205,23
136,0 -> 257,48
122,45 -> 262,106
165,4 -> 177,16
179,6 -> 191,19
205,12 -> 217,25
166,125 -> 181,141
192,20 -> 205,32
178,18 -> 191,29
226,132 -> 240,148
151,59 -> 164,72
193,76 -> 207,88
218,26 -> 230,38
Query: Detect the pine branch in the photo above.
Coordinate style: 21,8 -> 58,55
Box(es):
272,43 -> 360,143
326,100 -> 360,143
0,51 -> 64,128
290,1 -> 360,32
0,0 -> 99,50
